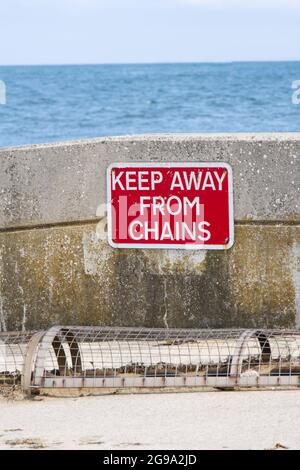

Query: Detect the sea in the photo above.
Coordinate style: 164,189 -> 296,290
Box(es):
0,61 -> 299,148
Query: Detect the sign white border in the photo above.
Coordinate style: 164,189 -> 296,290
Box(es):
107,162 -> 234,250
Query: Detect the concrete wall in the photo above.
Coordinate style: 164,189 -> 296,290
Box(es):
0,134 -> 299,331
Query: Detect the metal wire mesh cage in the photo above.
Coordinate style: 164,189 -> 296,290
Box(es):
0,330 -> 37,387
1,326 -> 300,394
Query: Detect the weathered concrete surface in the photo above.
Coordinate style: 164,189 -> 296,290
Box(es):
0,224 -> 299,330
0,134 -> 299,330
0,134 -> 299,229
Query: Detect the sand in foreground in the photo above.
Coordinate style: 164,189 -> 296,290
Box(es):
0,390 -> 299,450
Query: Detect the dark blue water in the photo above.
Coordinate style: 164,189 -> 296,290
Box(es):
0,62 -> 299,148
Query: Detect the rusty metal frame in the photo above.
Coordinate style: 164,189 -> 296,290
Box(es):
30,327 -> 300,392
2,326 -> 300,394
0,330 -> 38,387
22,331 -> 45,391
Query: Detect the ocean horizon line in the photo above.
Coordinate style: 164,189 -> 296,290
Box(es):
1,59 -> 300,68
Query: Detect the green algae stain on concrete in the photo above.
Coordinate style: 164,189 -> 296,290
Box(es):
0,225 -> 112,330
228,225 -> 299,328
0,222 -> 299,330
0,135 -> 299,331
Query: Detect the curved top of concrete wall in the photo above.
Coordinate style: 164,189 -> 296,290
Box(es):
0,133 -> 299,229
2,132 -> 300,149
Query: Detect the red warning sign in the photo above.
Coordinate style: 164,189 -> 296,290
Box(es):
107,162 -> 234,249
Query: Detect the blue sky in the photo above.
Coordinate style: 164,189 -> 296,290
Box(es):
1,0 -> 300,65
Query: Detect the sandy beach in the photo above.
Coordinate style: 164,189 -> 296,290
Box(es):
1,390 -> 300,450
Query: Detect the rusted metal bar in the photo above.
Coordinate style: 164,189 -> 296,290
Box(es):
2,327 -> 300,394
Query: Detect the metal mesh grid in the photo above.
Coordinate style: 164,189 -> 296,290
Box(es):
31,327 -> 300,390
1,326 -> 300,393
0,330 -> 37,387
